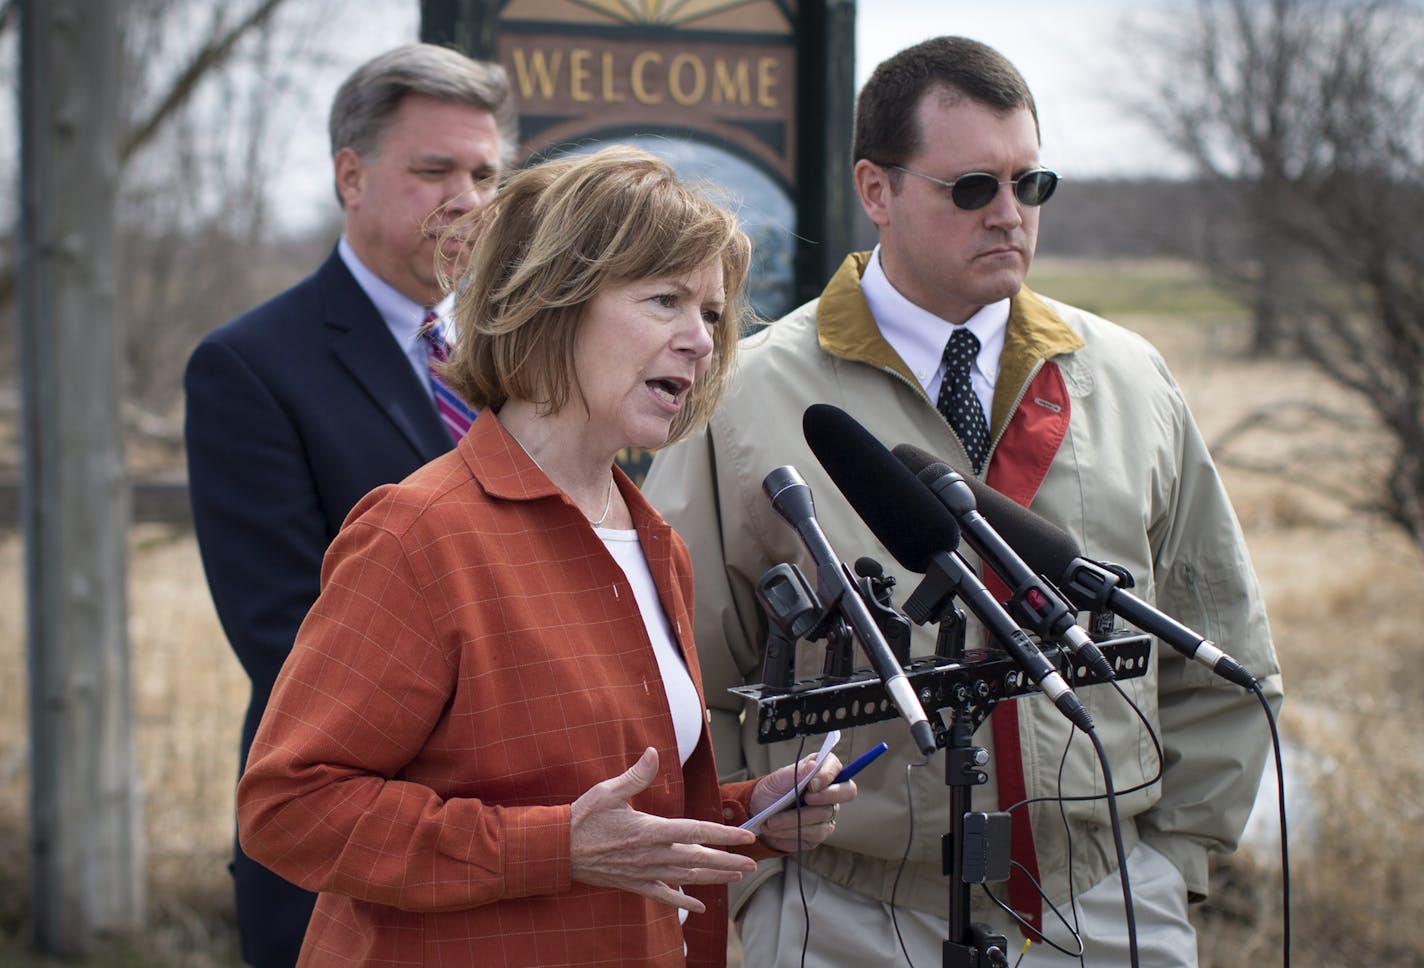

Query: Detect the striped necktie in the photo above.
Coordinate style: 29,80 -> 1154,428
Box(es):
420,309 -> 477,444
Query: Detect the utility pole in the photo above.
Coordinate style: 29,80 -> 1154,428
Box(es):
795,0 -> 858,304
18,0 -> 144,953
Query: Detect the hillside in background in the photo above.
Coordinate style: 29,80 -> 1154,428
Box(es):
852,176 -> 1238,262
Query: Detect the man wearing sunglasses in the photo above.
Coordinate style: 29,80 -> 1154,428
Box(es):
646,35 -> 1280,967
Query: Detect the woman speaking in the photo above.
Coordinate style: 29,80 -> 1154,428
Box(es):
237,147 -> 854,967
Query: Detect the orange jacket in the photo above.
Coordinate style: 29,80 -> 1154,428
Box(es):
238,411 -> 765,967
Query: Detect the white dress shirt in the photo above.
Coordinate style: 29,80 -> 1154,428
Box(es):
861,244 -> 1008,424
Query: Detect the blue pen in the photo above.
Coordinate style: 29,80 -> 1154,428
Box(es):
832,741 -> 890,784
797,741 -> 889,806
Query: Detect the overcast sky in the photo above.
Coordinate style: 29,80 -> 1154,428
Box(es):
268,0 -> 1179,233
859,1 -> 1179,179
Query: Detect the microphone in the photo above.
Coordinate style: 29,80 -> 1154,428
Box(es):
892,444 -> 1116,682
913,460 -> 1258,690
802,404 -> 1093,733
762,465 -> 938,756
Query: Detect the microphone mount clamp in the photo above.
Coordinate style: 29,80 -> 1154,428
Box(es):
732,630 -> 1150,744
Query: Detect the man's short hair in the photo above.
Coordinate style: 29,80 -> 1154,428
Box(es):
853,36 -> 1039,176
329,43 -> 518,169
443,146 -> 751,447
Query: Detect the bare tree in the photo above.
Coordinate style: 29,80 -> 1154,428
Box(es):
116,0 -> 293,436
1132,0 -> 1424,552
1284,8 -> 1424,548
1132,0 -> 1331,355
2,0 -> 354,467
0,1 -> 289,309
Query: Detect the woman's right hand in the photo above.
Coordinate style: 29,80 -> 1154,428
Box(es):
570,747 -> 757,914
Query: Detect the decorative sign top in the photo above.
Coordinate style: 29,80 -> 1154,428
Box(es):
501,0 -> 793,32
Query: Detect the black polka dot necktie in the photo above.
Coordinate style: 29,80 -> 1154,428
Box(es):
936,327 -> 990,474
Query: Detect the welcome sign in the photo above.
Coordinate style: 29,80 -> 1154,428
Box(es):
422,0 -> 856,481
499,0 -> 799,189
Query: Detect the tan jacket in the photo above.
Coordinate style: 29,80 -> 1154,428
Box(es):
644,253 -> 1282,920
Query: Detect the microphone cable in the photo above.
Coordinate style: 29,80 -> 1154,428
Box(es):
991,671 -> 1164,962
1249,679 -> 1291,968
1013,670 -> 1290,968
980,863 -> 1085,961
992,652 -> 1141,968
788,732 -> 811,968
888,751 -> 934,967
777,669 -> 1156,967
775,684 -> 1285,968
978,663 -> 1105,961
1082,724 -> 1141,968
1007,676 -> 1166,811
1073,660 -> 1141,968
1051,660 -> 1095,965
979,714 -> 1087,962
1055,676 -> 1088,967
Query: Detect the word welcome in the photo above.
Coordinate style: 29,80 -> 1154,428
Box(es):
510,47 -> 783,108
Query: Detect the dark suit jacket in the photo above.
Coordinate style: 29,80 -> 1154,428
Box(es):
184,247 -> 453,967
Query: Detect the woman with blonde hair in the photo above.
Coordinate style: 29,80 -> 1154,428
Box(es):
237,146 -> 854,967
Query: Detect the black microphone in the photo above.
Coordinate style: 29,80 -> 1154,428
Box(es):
762,465 -> 938,755
802,404 -> 1093,733
892,444 -> 1116,682
914,460 -> 1259,690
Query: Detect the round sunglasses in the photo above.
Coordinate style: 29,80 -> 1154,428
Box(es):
890,164 -> 1059,210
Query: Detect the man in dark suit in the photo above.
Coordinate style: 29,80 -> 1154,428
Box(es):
184,44 -> 517,968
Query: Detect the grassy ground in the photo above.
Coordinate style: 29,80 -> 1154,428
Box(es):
1,257 -> 1420,966
1028,257 -> 1252,321
0,526 -> 246,968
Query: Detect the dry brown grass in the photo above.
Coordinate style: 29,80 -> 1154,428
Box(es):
0,526 -> 248,966
0,295 -> 1421,966
1130,313 -> 1424,968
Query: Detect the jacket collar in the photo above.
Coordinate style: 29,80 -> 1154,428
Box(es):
461,408 -> 565,503
457,411 -> 688,662
816,252 -> 1087,373
815,252 -> 1086,434
458,410 -> 667,535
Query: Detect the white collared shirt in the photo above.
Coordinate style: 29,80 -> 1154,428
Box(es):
861,244 -> 1008,424
338,236 -> 455,396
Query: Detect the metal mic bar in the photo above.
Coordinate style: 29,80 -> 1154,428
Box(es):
730,632 -> 1151,744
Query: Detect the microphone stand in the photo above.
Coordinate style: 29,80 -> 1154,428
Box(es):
740,564 -> 1150,967
924,591 -> 1011,968
759,560 -> 1009,965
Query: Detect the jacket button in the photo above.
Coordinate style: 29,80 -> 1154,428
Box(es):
723,807 -> 735,821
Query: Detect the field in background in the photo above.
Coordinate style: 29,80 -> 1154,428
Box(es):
1,257 -> 1421,966
0,526 -> 245,968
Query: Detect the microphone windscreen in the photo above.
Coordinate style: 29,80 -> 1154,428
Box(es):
890,442 -> 1083,580
890,442 -> 940,478
969,480 -> 1082,580
802,404 -> 960,573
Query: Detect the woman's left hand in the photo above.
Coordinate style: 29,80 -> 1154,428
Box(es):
749,753 -> 858,854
